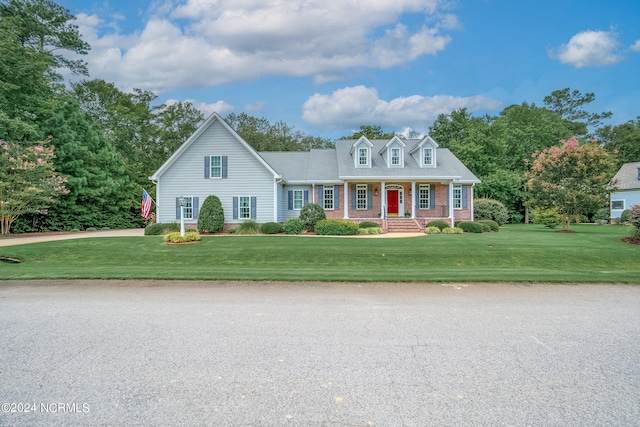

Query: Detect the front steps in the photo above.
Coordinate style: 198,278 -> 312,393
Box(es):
384,218 -> 424,233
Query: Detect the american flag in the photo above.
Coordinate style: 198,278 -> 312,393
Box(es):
141,189 -> 153,219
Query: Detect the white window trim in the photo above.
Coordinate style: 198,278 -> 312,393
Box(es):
453,184 -> 462,210
423,147 -> 434,166
323,186 -> 334,210
356,184 -> 367,210
183,196 -> 194,220
210,155 -> 222,179
358,147 -> 369,166
388,145 -> 404,168
611,200 -> 625,210
418,184 -> 430,210
293,190 -> 303,210
238,196 -> 252,219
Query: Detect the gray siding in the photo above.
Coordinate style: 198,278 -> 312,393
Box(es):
157,120 -> 276,224
281,185 -> 313,221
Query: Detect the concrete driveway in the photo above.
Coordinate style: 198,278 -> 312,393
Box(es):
1,280 -> 638,426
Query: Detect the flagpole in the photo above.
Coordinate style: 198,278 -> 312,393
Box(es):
142,188 -> 156,205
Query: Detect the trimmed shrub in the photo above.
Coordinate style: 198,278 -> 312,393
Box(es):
283,218 -> 305,235
261,222 -> 283,234
299,203 -> 326,231
358,227 -> 383,235
314,219 -> 359,235
425,226 -> 441,234
474,198 -> 509,225
359,221 -> 380,229
531,208 -> 561,229
236,220 -> 260,235
198,195 -> 224,233
593,207 -> 610,224
476,219 -> 499,232
457,221 -> 484,233
620,209 -> 632,224
425,220 -> 449,231
163,231 -> 201,243
477,222 -> 492,232
441,227 -> 463,234
145,222 -> 180,235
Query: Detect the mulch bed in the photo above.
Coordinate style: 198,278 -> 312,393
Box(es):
622,236 -> 640,246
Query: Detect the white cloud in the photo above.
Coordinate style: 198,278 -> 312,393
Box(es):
72,1 -> 455,92
552,30 -> 623,67
245,101 -> 265,112
165,98 -> 235,117
630,40 -> 640,52
301,86 -> 502,132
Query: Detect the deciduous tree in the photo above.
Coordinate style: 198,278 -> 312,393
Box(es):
0,139 -> 68,234
525,137 -> 616,231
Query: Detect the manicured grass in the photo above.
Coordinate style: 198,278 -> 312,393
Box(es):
1,224 -> 638,282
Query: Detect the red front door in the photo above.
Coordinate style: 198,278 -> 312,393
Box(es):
387,190 -> 399,216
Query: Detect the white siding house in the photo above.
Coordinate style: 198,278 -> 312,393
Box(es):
150,113 -> 480,230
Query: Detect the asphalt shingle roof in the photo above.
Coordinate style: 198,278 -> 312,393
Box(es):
612,162 -> 640,190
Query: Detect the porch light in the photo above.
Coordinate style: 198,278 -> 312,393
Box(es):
374,187 -> 379,196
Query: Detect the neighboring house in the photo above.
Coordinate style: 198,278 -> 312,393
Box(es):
149,113 -> 480,231
610,161 -> 640,220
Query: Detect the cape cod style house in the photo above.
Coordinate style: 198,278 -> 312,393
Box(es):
610,161 -> 640,221
149,113 -> 480,232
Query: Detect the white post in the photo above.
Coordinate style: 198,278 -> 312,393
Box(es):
179,196 -> 185,237
448,182 -> 454,227
343,182 -> 349,219
411,181 -> 416,218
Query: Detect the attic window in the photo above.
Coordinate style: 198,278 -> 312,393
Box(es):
423,147 -> 433,166
358,147 -> 369,166
391,147 -> 401,165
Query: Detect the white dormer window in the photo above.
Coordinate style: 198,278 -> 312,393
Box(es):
391,147 -> 401,165
423,147 -> 433,166
358,147 -> 369,166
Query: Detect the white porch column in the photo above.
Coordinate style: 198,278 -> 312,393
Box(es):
470,184 -> 475,221
448,181 -> 454,227
273,179 -> 278,222
343,182 -> 349,219
411,181 -> 416,218
381,181 -> 386,218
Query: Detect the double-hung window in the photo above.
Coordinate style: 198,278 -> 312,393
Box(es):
419,185 -> 430,209
293,190 -> 303,210
391,147 -> 401,166
183,197 -> 193,219
423,147 -> 433,166
453,185 -> 462,209
210,155 -> 222,178
239,196 -> 251,219
323,186 -> 334,210
358,148 -> 368,166
356,184 -> 367,210
611,200 -> 624,210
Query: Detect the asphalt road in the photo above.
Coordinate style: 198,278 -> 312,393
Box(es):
0,281 -> 639,426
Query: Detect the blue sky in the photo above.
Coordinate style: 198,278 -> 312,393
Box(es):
57,0 -> 640,139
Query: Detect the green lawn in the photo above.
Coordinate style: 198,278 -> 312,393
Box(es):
1,224 -> 638,282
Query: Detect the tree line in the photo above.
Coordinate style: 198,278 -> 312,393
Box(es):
1,0 -> 638,233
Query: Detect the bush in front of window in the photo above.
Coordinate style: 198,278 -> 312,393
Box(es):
425,220 -> 449,231
236,220 -> 260,235
283,218 -> 305,235
476,220 -> 499,232
197,195 -> 224,233
314,219 -> 359,235
457,221 -> 484,233
620,209 -> 632,224
299,203 -> 326,231
359,221 -> 380,229
261,222 -> 283,234
145,222 -> 180,235
474,198 -> 509,225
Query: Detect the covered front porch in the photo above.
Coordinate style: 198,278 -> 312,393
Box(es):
318,180 -> 474,228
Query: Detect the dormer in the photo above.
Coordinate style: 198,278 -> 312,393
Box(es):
350,136 -> 373,168
409,135 -> 438,168
379,136 -> 406,168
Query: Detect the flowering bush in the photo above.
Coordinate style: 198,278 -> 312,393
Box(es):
1,140 -> 68,234
629,204 -> 640,237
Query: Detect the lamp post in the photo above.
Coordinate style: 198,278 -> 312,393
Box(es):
178,196 -> 185,237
